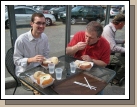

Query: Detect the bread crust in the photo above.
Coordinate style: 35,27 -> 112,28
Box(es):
42,57 -> 59,66
37,74 -> 53,85
42,60 -> 52,66
33,71 -> 45,80
33,71 -> 53,85
79,62 -> 92,70
51,57 -> 59,65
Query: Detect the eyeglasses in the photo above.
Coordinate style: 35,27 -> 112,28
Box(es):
33,22 -> 46,26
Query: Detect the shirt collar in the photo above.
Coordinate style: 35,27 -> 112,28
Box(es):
109,22 -> 116,33
28,29 -> 41,41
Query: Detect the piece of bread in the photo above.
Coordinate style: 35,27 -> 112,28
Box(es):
51,57 -> 59,65
33,71 -> 45,80
42,57 -> 59,66
74,60 -> 81,67
42,60 -> 52,66
33,71 -> 53,85
79,62 -> 92,70
37,74 -> 53,85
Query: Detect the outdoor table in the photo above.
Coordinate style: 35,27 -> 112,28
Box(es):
19,55 -> 116,95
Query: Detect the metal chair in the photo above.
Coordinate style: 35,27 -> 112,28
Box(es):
5,47 -> 40,95
5,47 -> 33,95
106,53 -> 125,86
5,47 -> 21,95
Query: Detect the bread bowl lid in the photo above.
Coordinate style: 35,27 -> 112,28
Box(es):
41,57 -> 60,69
74,60 -> 94,71
30,74 -> 55,88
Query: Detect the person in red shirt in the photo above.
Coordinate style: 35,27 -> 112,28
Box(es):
66,21 -> 110,67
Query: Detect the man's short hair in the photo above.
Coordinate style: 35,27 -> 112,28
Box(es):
112,14 -> 125,25
31,13 -> 45,22
86,21 -> 103,37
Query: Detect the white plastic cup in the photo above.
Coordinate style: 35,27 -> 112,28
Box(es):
48,63 -> 55,74
70,62 -> 76,73
55,68 -> 63,80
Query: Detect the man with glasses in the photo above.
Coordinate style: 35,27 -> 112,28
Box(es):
13,13 -> 49,93
102,14 -> 125,85
102,14 -> 125,53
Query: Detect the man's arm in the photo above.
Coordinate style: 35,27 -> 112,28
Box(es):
66,44 -> 79,56
66,42 -> 87,56
81,55 -> 107,67
13,41 -> 28,67
103,32 -> 125,53
92,59 -> 107,67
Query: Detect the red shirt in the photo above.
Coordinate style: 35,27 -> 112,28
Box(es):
67,31 -> 110,64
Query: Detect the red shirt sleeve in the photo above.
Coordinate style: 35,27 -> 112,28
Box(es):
67,31 -> 85,47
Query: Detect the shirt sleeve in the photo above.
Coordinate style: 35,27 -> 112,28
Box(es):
13,38 -> 28,68
67,31 -> 84,47
102,30 -> 125,53
115,39 -> 124,44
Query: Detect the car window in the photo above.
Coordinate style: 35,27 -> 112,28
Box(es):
93,8 -> 98,13
59,7 -> 65,11
112,8 -> 119,12
72,6 -> 83,11
89,7 -> 93,12
43,6 -> 53,10
25,8 -> 36,14
83,7 -> 88,12
15,8 -> 25,14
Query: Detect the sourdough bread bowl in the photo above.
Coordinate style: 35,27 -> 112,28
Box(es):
74,60 -> 93,70
42,57 -> 59,67
33,71 -> 54,86
79,62 -> 92,70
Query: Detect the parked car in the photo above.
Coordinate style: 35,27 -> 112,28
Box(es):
42,5 -> 56,14
34,5 -> 44,13
59,6 -> 105,24
115,5 -> 124,11
104,7 -> 120,17
58,6 -> 74,20
49,6 -> 66,20
5,6 -> 56,28
110,7 -> 120,17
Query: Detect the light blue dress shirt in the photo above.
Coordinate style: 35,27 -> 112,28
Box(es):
102,22 -> 125,53
13,30 -> 49,77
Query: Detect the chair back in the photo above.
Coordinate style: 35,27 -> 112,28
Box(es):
5,47 -> 21,86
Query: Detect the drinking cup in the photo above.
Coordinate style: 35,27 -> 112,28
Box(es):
70,62 -> 76,73
55,68 -> 63,80
48,63 -> 55,74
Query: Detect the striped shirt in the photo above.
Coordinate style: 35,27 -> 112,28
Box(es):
13,30 -> 49,77
102,22 -> 125,53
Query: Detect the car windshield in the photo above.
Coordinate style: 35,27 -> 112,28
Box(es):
43,6 -> 53,10
112,8 -> 119,12
72,6 -> 83,11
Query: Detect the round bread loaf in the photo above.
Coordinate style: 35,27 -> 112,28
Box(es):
42,60 -> 52,66
79,62 -> 92,70
33,71 -> 53,85
37,74 -> 53,85
33,71 -> 45,80
51,57 -> 59,65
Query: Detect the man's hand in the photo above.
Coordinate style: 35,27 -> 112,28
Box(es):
81,55 -> 92,62
28,55 -> 45,64
76,42 -> 87,50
